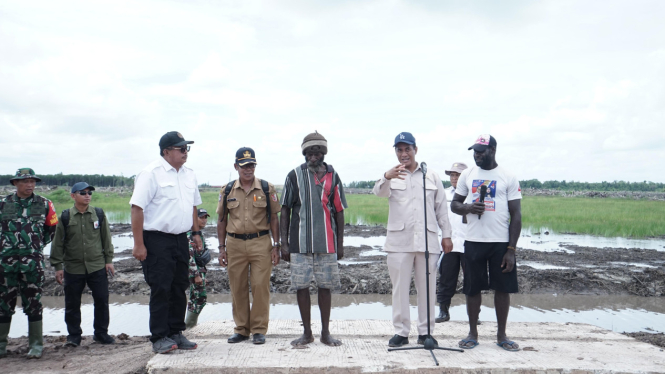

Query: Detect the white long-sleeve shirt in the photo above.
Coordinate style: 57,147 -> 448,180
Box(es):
373,165 -> 451,253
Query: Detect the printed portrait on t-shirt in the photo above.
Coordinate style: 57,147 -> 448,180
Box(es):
471,179 -> 497,212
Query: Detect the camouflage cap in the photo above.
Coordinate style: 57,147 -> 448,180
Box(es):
9,167 -> 42,183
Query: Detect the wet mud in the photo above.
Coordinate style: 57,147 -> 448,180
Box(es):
41,224 -> 665,298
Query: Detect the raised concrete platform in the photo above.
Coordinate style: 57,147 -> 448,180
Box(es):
147,320 -> 665,373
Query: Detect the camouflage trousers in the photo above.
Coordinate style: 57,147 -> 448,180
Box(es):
0,254 -> 45,318
187,271 -> 207,314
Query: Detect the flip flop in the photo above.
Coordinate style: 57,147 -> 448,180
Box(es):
458,339 -> 479,349
496,340 -> 520,352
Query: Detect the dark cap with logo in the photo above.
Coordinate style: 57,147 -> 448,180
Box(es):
197,208 -> 210,218
393,132 -> 416,147
71,182 -> 95,193
468,134 -> 497,152
235,147 -> 257,166
10,168 -> 41,183
159,131 -> 194,150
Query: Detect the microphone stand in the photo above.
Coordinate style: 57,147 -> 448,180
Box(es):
388,162 -> 463,366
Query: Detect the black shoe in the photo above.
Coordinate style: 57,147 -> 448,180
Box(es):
435,304 -> 450,323
93,333 -> 115,345
417,335 -> 439,346
388,334 -> 409,347
65,335 -> 81,347
252,333 -> 266,345
227,333 -> 249,344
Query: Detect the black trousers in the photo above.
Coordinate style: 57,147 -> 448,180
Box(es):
436,252 -> 465,306
141,230 -> 189,343
64,268 -> 109,337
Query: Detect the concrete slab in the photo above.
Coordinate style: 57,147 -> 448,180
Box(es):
147,320 -> 665,373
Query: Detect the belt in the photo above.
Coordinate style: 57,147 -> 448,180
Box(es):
228,230 -> 270,241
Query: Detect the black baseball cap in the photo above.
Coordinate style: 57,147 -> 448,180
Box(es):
197,208 -> 210,218
71,182 -> 95,193
468,134 -> 497,152
393,132 -> 416,147
159,131 -> 194,150
235,147 -> 257,166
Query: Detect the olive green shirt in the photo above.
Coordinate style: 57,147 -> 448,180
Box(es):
50,205 -> 114,274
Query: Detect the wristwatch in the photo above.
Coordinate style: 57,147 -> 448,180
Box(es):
272,242 -> 281,248
191,231 -> 202,236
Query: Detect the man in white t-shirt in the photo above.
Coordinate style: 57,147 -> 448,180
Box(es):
435,161 -> 468,323
130,131 -> 203,354
451,134 -> 522,352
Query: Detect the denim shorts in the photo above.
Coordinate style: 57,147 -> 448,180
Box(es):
290,253 -> 341,291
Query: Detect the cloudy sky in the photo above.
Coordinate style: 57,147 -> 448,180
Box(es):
1,0 -> 664,185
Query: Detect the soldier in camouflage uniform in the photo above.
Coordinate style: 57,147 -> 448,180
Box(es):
0,168 -> 58,359
185,208 -> 210,329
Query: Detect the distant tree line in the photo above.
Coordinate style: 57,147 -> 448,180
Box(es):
346,179 -> 664,192
519,179 -> 664,192
346,179 -> 453,189
0,173 -> 135,187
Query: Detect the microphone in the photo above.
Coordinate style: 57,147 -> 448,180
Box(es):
421,162 -> 428,176
478,185 -> 487,220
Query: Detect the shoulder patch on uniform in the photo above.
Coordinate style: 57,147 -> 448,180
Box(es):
271,193 -> 278,202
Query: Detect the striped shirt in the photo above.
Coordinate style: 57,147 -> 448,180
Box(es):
281,163 -> 347,254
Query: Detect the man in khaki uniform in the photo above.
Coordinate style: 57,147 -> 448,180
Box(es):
217,147 -> 281,345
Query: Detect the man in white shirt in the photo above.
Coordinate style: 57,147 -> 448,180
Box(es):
130,131 -> 203,354
435,162 -> 468,323
373,132 -> 453,348
451,134 -> 522,352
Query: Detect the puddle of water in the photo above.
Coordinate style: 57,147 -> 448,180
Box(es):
609,262 -> 658,269
521,227 -> 665,252
344,236 -> 387,248
359,249 -> 386,257
44,234 -> 221,257
7,294 -> 664,338
338,260 -> 377,265
518,261 -> 571,270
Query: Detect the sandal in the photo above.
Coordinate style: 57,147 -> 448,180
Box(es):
496,340 -> 520,351
458,338 -> 479,349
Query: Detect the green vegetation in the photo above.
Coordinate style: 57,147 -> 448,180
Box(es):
521,196 -> 665,238
41,191 -> 665,238
0,173 -> 134,187
347,179 -> 665,192
520,179 -> 665,192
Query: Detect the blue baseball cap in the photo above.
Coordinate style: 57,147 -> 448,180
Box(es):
71,182 -> 95,193
394,132 -> 416,147
235,147 -> 257,166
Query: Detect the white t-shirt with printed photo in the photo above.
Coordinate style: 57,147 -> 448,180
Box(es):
455,165 -> 521,243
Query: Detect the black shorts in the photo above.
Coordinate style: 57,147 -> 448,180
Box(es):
462,241 -> 518,296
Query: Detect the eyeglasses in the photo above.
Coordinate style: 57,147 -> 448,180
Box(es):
77,191 -> 93,196
168,146 -> 190,153
239,163 -> 256,169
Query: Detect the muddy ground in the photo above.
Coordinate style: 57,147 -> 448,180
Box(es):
42,224 -> 665,298
3,224 -> 664,373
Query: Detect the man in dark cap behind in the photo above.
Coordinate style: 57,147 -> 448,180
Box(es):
0,168 -> 59,359
280,131 -> 348,347
130,131 -> 203,354
217,147 -> 281,345
451,134 -> 522,351
51,182 -> 115,347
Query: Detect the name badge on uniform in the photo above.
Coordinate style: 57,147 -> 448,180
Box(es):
94,221 -> 100,229
227,198 -> 237,202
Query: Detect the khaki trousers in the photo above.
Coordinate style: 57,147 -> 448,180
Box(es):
227,235 -> 272,335
387,252 -> 438,337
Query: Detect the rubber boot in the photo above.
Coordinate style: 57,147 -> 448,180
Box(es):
0,322 -> 10,358
26,320 -> 43,359
435,303 -> 450,323
185,311 -> 199,330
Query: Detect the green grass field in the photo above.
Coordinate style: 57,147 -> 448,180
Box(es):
43,190 -> 665,238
